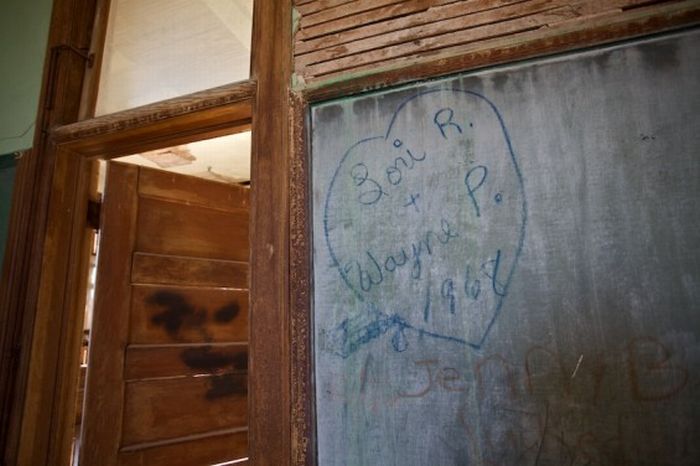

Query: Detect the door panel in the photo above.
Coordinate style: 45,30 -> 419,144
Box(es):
124,344 -> 247,380
135,196 -> 249,260
80,162 -> 249,466
122,376 -> 246,446
129,285 -> 248,344
118,431 -> 247,466
131,252 -> 247,287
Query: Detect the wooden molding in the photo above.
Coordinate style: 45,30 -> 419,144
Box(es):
249,1 -> 293,465
78,0 -> 112,120
0,0 -> 100,464
0,149 -> 33,461
53,80 -> 256,158
289,91 -> 314,466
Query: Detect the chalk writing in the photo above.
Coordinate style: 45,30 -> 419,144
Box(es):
322,88 -> 527,353
311,31 -> 700,466
348,335 -> 694,463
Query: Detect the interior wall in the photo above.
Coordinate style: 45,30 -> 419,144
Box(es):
0,0 -> 53,155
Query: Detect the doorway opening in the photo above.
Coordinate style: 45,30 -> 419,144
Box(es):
70,131 -> 251,466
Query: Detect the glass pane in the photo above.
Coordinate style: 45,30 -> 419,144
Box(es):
95,0 -> 252,115
115,131 -> 251,184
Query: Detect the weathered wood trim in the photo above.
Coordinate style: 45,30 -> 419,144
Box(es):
78,0 -> 112,120
0,149 -> 34,461
289,91 -> 315,466
35,150 -> 92,466
13,146 -> 93,466
53,80 -> 256,157
295,0 -> 457,49
249,1 -> 293,465
299,0 -> 405,28
300,1 -> 700,101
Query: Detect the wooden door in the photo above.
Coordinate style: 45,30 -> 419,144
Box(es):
80,162 -> 249,466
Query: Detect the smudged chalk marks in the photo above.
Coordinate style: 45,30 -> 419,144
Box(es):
322,88 -> 527,355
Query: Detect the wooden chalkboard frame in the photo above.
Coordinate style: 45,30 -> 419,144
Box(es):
288,5 -> 700,465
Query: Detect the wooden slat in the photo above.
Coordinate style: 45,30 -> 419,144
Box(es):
301,0 -> 406,27
136,196 -> 248,261
297,0 -> 569,68
297,0 -> 463,44
131,253 -> 248,288
294,0 -> 677,80
119,430 -> 247,466
130,285 -> 248,344
138,165 -> 250,213
296,0 -> 542,53
122,375 -> 247,446
302,6 -> 583,76
125,344 -> 248,380
297,0 -> 659,46
297,0 -> 361,17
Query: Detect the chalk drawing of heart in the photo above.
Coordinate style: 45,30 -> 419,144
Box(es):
321,88 -> 527,358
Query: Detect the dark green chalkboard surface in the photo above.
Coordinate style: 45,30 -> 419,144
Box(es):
0,153 -> 17,268
311,29 -> 699,465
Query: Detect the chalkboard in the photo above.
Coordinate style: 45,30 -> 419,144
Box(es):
311,29 -> 699,466
0,153 -> 17,268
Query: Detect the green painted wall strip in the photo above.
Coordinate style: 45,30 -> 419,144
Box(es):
0,0 -> 54,154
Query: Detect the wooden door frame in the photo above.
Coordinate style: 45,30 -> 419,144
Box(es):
2,1 -> 293,465
18,83 -> 255,466
0,0 -> 101,462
